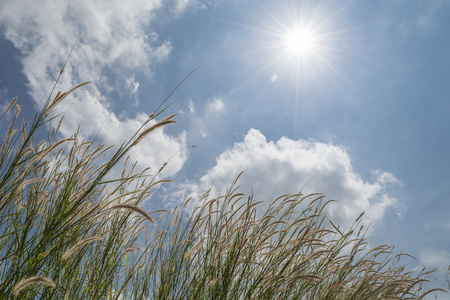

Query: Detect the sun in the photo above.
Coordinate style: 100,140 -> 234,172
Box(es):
224,1 -> 347,91
283,26 -> 318,58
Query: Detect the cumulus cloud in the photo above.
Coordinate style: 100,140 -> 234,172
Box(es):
180,129 -> 400,231
0,0 -> 187,178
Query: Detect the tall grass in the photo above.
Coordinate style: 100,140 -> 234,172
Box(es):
0,73 -> 446,299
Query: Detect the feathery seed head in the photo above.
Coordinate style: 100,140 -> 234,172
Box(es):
132,114 -> 177,147
112,203 -> 155,224
13,276 -> 55,295
14,104 -> 21,118
62,236 -> 103,260
5,96 -> 18,113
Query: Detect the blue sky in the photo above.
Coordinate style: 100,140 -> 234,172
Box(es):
1,0 -> 450,296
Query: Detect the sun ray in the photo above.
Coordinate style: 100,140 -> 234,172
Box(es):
215,1 -> 359,98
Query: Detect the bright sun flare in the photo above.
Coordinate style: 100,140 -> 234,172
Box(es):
284,27 -> 317,57
234,3 -> 345,86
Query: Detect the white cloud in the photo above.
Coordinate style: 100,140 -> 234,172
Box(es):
0,0 -> 187,178
125,76 -> 140,96
207,97 -> 225,113
172,0 -> 209,14
188,99 -> 196,114
180,129 -> 400,231
420,248 -> 450,268
174,0 -> 192,14
125,76 -> 140,106
184,96 -> 225,139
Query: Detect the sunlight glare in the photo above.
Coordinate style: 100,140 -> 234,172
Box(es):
284,27 -> 317,57
228,1 -> 348,92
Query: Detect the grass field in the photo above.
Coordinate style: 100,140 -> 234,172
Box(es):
0,69 -> 446,299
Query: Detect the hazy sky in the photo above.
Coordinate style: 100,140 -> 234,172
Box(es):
1,0 -> 449,297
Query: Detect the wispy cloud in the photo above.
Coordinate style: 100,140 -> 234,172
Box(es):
0,87 -> 9,107
416,0 -> 450,33
125,76 -> 140,106
419,248 -> 450,268
179,129 -> 401,232
171,0 -> 210,14
207,97 -> 225,114
188,99 -> 196,114
183,96 -> 225,140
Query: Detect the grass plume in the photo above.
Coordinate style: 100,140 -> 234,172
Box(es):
13,276 -> 56,295
132,114 -> 177,147
112,203 -> 155,224
62,236 -> 104,260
